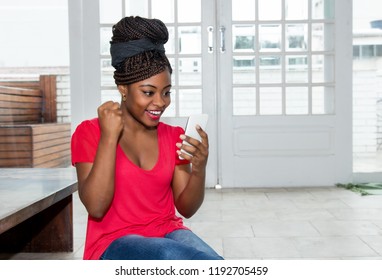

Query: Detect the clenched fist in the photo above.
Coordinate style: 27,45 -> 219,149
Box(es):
97,101 -> 123,140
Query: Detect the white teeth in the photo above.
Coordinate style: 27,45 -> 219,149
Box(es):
149,110 -> 161,115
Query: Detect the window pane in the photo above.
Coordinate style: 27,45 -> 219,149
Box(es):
259,56 -> 282,83
233,88 -> 257,115
353,45 -> 360,58
233,25 -> 256,52
377,45 -> 382,57
100,0 -> 122,24
101,59 -> 114,87
162,90 -> 176,117
259,25 -> 281,52
101,89 -> 120,103
259,87 -> 282,115
312,86 -> 334,115
286,55 -> 308,83
166,27 -> 175,54
168,58 -> 176,85
152,0 -> 174,23
362,45 -> 374,58
286,24 -> 308,51
100,27 -> 112,55
258,0 -> 281,20
312,55 -> 334,83
312,0 -> 334,20
125,0 -> 148,17
179,89 -> 202,116
232,0 -> 256,21
286,87 -> 309,115
233,56 -> 256,84
285,0 -> 308,20
178,0 -> 201,23
312,23 -> 334,51
178,26 -> 201,54
179,58 -> 202,86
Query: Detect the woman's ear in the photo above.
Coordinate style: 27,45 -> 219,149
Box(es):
118,85 -> 128,102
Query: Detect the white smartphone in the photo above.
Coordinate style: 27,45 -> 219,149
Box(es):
179,114 -> 208,159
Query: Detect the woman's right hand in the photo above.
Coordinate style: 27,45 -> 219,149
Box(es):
97,101 -> 123,140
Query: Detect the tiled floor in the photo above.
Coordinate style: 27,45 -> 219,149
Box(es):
2,186 -> 382,260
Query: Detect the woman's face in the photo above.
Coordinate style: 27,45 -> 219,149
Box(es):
120,69 -> 172,128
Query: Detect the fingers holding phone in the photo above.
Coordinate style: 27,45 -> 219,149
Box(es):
177,114 -> 209,167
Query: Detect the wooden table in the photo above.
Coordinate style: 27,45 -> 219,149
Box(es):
0,168 -> 78,252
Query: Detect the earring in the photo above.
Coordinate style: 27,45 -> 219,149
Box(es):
122,94 -> 127,102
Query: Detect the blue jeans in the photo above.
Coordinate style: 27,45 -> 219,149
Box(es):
100,229 -> 224,260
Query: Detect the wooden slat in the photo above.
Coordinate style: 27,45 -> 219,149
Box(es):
34,137 -> 69,150
33,131 -> 70,143
0,81 -> 40,90
0,93 -> 42,103
30,123 -> 71,135
0,108 -> 41,116
0,143 -> 31,152
33,148 -> 71,166
0,101 -> 42,109
34,155 -> 71,168
34,143 -> 70,158
0,115 -> 41,124
0,86 -> 42,97
0,135 -> 32,143
40,75 -> 57,123
0,157 -> 32,167
0,150 -> 32,159
0,126 -> 31,136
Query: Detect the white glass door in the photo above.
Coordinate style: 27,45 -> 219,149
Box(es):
218,0 -> 352,187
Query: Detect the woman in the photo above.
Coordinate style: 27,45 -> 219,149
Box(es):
71,16 -> 223,260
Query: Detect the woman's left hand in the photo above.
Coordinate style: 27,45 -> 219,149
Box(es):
176,125 -> 209,174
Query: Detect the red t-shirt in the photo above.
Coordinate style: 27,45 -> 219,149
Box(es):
71,118 -> 190,260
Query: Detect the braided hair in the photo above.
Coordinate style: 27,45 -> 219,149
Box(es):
111,16 -> 172,85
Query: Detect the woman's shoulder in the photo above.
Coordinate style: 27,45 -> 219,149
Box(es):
73,118 -> 100,136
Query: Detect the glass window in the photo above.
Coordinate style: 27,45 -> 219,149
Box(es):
125,0 -> 148,17
178,0 -> 201,23
377,45 -> 382,57
362,45 -> 374,58
178,26 -> 201,54
233,88 -> 257,115
286,24 -> 308,51
285,87 -> 309,115
152,0 -> 174,23
179,89 -> 202,116
285,0 -> 308,20
232,0 -> 256,21
259,25 -> 281,52
258,0 -> 282,20
353,45 -> 360,58
233,25 -> 256,52
100,0 -> 122,24
259,87 -> 282,115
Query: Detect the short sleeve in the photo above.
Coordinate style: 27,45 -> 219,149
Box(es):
71,119 -> 101,166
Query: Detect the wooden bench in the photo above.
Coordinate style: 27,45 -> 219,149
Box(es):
0,168 -> 78,253
0,75 -> 71,168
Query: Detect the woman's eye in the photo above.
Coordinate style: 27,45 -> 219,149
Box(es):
143,91 -> 154,96
163,91 -> 171,97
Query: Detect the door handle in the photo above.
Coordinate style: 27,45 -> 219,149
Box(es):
220,26 -> 226,53
207,26 -> 214,53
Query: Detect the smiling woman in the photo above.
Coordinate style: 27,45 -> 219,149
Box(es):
71,16 -> 223,261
